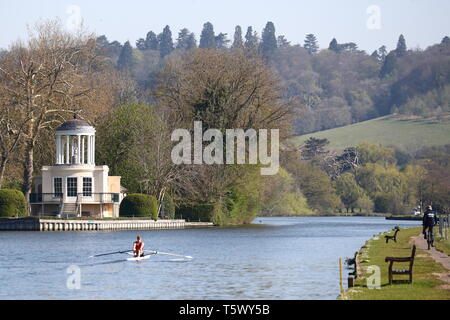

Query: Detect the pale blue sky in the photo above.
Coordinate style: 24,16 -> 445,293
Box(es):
0,0 -> 449,53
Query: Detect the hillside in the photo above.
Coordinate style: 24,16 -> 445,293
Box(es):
293,114 -> 450,152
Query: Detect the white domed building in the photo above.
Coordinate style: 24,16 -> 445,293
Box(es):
30,118 -> 125,218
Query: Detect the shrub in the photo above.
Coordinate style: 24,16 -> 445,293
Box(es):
176,204 -> 215,222
0,189 -> 27,218
120,194 -> 158,220
374,193 -> 391,213
162,194 -> 176,219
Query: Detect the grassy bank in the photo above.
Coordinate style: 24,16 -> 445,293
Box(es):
435,233 -> 450,256
294,115 -> 450,152
344,227 -> 450,300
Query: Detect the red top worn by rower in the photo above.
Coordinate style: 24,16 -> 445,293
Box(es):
133,236 -> 145,257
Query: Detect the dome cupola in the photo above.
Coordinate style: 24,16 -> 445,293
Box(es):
55,116 -> 96,166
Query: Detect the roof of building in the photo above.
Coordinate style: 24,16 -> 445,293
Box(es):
56,119 -> 94,131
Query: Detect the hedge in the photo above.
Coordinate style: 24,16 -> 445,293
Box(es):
176,203 -> 215,222
0,189 -> 27,218
119,193 -> 158,220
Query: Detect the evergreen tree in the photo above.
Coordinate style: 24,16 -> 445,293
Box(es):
378,45 -> 387,61
96,35 -> 122,57
215,33 -> 230,49
396,34 -> 407,57
176,28 -> 189,49
117,41 -> 133,71
199,22 -> 216,48
340,42 -> 358,52
329,38 -> 339,52
277,35 -> 290,48
371,50 -> 380,61
304,34 -> 319,54
159,25 -> 174,58
136,38 -> 146,50
244,26 -> 259,50
186,33 -> 197,50
177,28 -> 196,50
232,26 -> 244,49
96,35 -> 109,48
380,51 -> 397,78
442,36 -> 450,45
302,137 -> 330,160
145,31 -> 159,50
261,21 -> 277,59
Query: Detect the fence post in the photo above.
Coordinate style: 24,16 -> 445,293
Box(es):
339,258 -> 344,295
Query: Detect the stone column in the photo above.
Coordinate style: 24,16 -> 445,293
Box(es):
58,135 -> 62,164
92,135 -> 95,165
86,136 -> 91,164
66,136 -> 70,164
81,136 -> 85,164
56,135 -> 60,164
77,135 -> 81,164
89,135 -> 92,165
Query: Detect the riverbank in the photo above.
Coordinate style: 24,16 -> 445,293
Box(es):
261,212 -> 422,219
0,217 -> 214,231
342,227 -> 450,300
385,216 -> 422,221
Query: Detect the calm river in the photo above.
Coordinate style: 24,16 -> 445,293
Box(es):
0,217 -> 420,300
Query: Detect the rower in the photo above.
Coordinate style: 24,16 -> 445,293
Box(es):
133,236 -> 145,257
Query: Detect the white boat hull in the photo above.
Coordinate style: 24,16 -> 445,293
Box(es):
126,255 -> 152,262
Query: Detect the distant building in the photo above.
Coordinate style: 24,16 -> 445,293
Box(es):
30,118 -> 125,218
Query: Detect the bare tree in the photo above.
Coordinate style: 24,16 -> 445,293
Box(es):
154,49 -> 292,208
155,49 -> 291,133
0,93 -> 26,187
0,20 -> 117,208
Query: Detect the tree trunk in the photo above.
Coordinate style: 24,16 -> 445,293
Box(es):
22,142 -> 34,215
0,157 -> 7,189
157,188 -> 166,219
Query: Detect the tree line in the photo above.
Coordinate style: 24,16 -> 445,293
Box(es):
1,20 -> 449,224
97,21 -> 450,135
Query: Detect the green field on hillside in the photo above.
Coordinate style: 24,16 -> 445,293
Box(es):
293,115 -> 450,152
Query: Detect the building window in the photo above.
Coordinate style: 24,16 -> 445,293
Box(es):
54,178 -> 62,197
67,177 -> 78,197
83,177 -> 92,197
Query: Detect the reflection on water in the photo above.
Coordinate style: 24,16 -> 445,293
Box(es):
0,217 -> 419,300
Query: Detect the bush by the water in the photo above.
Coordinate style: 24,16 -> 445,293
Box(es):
0,189 -> 27,218
119,194 -> 158,220
176,203 -> 215,222
162,194 -> 175,219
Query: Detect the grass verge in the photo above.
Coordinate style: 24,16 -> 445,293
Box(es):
343,227 -> 450,300
435,232 -> 450,256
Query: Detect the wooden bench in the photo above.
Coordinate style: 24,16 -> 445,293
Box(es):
345,251 -> 359,278
385,245 -> 416,284
385,227 -> 400,243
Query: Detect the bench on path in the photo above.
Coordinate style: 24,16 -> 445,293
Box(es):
385,245 -> 416,284
345,251 -> 359,279
385,227 -> 400,243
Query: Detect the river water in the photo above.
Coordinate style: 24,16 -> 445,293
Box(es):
0,217 -> 420,300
